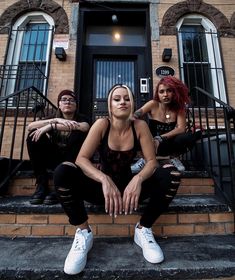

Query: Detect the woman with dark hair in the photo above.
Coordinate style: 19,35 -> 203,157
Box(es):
131,76 -> 201,173
26,89 -> 90,205
53,84 -> 181,275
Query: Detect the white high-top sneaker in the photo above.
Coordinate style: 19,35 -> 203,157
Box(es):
131,158 -> 146,173
134,223 -> 164,264
170,157 -> 185,172
64,227 -> 93,275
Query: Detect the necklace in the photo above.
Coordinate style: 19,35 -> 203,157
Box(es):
165,113 -> 170,120
164,108 -> 170,122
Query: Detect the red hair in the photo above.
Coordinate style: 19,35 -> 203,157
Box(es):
154,76 -> 190,112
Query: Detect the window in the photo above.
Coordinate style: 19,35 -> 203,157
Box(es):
177,15 -> 226,105
2,12 -> 54,99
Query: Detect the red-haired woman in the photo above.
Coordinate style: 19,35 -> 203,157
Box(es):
131,76 -> 201,173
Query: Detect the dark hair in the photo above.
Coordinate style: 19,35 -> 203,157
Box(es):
154,76 -> 190,112
57,89 -> 77,107
56,89 -> 78,119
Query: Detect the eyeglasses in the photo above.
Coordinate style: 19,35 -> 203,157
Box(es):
60,98 -> 76,104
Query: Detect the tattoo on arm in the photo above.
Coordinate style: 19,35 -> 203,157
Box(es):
134,109 -> 143,119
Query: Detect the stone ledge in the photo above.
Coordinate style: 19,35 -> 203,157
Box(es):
0,235 -> 235,280
0,195 -> 231,214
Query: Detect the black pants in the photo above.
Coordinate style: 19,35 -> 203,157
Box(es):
54,163 -> 181,228
26,130 -> 85,184
157,131 -> 201,157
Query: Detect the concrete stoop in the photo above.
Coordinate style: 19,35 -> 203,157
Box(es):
0,235 -> 235,280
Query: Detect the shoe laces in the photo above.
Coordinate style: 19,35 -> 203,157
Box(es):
140,227 -> 156,245
137,158 -> 145,168
72,229 -> 87,251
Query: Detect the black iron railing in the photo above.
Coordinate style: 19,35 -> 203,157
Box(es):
0,85 -> 235,212
0,86 -> 57,193
0,64 -> 48,99
185,86 -> 235,211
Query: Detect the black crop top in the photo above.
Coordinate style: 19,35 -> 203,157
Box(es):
148,119 -> 176,137
99,119 -> 140,187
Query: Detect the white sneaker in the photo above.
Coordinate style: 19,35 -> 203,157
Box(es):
64,227 -> 93,275
134,223 -> 164,264
170,158 -> 185,172
131,158 -> 145,173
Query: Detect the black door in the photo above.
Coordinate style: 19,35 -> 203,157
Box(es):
76,5 -> 152,122
79,47 -> 150,122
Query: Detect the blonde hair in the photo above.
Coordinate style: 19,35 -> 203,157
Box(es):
107,84 -> 135,120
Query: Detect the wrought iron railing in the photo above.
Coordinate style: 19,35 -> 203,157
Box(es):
0,86 -> 57,193
185,86 -> 235,211
0,64 -> 48,99
0,85 -> 235,213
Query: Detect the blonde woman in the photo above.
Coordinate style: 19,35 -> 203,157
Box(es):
54,84 -> 181,275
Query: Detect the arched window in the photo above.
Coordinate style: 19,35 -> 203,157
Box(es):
177,15 -> 226,105
3,12 -> 54,99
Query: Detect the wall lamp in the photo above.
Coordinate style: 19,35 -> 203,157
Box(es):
55,47 -> 67,61
112,14 -> 118,24
162,48 -> 172,62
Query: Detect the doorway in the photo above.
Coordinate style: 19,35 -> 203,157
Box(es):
75,4 -> 152,122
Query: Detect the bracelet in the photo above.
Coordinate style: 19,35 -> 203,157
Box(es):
154,135 -> 167,143
154,136 -> 163,143
133,110 -> 142,119
50,123 -> 57,130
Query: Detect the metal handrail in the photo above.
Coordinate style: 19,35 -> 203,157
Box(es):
0,86 -> 57,193
186,86 -> 235,211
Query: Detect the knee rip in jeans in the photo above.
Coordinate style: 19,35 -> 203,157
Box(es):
165,171 -> 181,199
57,187 -> 72,201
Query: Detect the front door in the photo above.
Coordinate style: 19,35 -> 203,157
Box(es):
93,57 -> 136,120
76,5 -> 152,122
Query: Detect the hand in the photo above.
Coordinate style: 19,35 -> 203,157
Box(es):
29,125 -> 51,142
101,175 -> 122,217
123,175 -> 142,215
153,138 -> 160,152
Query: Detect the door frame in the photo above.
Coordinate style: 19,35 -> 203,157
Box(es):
74,3 -> 152,122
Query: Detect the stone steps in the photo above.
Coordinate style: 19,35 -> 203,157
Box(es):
0,235 -> 235,280
0,169 -> 234,279
0,171 -> 233,238
0,194 -> 233,238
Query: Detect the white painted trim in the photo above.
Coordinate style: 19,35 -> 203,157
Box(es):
176,14 -> 226,103
5,12 -> 54,96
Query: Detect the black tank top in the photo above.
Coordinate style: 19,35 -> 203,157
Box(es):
99,119 -> 139,189
148,119 -> 176,136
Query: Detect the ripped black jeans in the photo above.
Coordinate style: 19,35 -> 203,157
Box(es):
54,163 -> 181,228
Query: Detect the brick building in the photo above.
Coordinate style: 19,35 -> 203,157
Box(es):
1,0 -> 235,205
0,0 -> 235,121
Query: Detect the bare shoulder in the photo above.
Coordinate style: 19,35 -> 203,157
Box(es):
133,119 -> 149,133
90,117 -> 109,134
149,99 -> 159,108
141,99 -> 158,112
92,117 -> 108,126
133,120 -> 152,143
